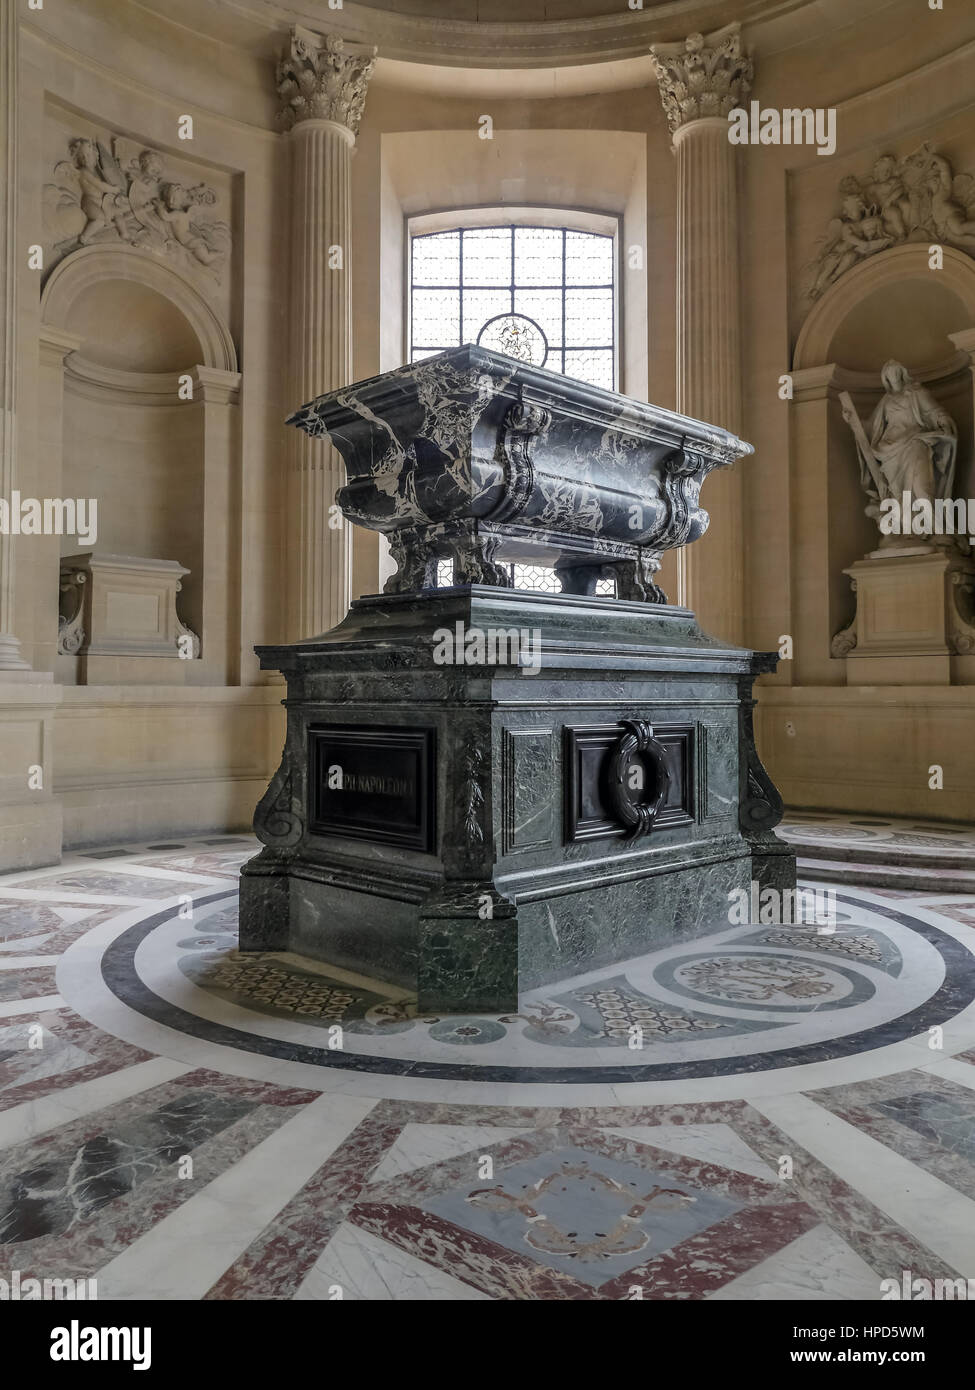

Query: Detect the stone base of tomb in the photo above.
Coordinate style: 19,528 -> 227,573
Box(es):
239,586 -> 796,1013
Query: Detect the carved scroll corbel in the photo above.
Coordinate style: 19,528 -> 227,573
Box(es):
490,396 -> 552,524
738,697 -> 785,837
605,719 -> 671,838
57,572 -> 86,655
254,746 -> 303,848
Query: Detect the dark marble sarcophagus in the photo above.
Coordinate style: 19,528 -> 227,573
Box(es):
240,347 -> 795,1012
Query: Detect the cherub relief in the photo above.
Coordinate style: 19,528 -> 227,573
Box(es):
809,192 -> 893,300
63,138 -> 130,245
153,182 -> 223,267
43,135 -> 229,281
807,145 -> 975,297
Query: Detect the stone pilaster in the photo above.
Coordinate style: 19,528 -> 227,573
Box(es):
0,1 -> 28,669
651,23 -> 752,643
277,27 -> 376,639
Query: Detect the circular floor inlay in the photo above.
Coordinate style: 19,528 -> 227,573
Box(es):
55,884 -> 975,1096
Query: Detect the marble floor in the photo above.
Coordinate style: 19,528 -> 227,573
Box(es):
3,831 -> 975,1300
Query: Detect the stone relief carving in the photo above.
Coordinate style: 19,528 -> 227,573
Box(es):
949,572 -> 975,654
738,694 -> 785,838
840,360 -> 959,548
56,572 -> 86,656
44,137 -> 229,283
830,596 -> 858,659
254,749 -> 303,848
276,26 -> 377,134
808,145 -> 975,298
650,24 -> 753,135
174,581 -> 202,659
460,746 -> 486,847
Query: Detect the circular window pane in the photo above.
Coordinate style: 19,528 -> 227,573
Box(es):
475,312 -> 548,368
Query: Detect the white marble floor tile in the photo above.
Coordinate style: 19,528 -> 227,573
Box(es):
0,993 -> 64,1017
707,1223 -> 882,1300
372,1123 -> 530,1182
295,1221 -> 491,1301
604,1122 -> 779,1180
750,1093 -> 975,1277
918,1054 -> 975,1092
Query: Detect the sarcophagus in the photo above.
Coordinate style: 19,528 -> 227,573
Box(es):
241,348 -> 795,1013
287,345 -> 751,601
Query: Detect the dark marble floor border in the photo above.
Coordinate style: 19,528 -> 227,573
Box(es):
96,890 -> 975,1084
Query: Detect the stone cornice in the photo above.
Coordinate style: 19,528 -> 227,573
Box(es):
276,25 -> 377,135
650,22 -> 753,137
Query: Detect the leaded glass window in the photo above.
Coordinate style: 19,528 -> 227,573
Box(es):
435,558 -> 615,597
410,224 -> 616,391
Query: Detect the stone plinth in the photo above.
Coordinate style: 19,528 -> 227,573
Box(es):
57,553 -> 200,685
833,550 -> 975,685
240,587 -> 793,1012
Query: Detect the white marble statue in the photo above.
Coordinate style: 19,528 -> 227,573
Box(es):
840,360 -> 959,547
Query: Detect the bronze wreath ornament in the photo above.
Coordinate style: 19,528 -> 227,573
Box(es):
605,719 -> 671,838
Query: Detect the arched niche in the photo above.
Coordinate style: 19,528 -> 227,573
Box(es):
41,244 -> 237,372
789,244 -> 975,684
794,244 -> 975,371
38,245 -> 240,685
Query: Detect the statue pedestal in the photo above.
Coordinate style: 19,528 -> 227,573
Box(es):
833,550 -> 975,685
56,553 -> 200,685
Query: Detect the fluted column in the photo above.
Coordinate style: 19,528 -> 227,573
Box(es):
0,0 -> 29,670
651,24 -> 753,643
276,27 -> 375,639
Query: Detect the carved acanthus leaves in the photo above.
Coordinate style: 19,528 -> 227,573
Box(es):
650,24 -> 753,136
276,26 -> 377,135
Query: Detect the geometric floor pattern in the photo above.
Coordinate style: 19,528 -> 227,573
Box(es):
3,834 -> 975,1299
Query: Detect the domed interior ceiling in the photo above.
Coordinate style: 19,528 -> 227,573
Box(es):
352,0 -> 782,20
146,0 -> 814,70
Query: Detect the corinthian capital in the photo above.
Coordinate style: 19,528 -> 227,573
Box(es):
276,25 -> 377,136
650,22 -> 753,136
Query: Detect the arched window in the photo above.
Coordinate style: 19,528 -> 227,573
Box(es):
410,213 -> 619,593
409,212 -> 617,391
